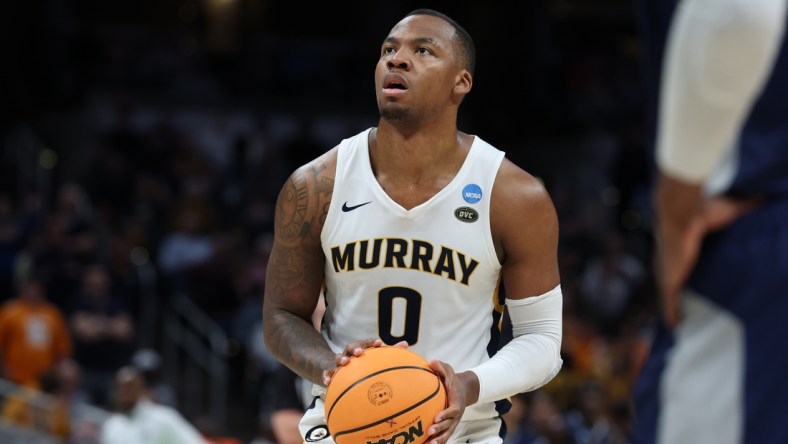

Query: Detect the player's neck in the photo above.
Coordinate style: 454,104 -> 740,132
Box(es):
371,121 -> 470,181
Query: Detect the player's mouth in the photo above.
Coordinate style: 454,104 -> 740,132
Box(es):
382,74 -> 408,95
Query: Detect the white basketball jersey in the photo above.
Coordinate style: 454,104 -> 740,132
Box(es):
320,128 -> 506,421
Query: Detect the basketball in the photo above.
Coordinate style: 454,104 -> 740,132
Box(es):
325,346 -> 447,444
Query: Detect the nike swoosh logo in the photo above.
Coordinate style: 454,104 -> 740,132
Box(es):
341,201 -> 372,212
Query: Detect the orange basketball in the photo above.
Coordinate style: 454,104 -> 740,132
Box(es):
325,346 -> 447,444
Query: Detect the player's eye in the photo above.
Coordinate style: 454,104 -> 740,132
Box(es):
416,47 -> 432,55
383,46 -> 396,55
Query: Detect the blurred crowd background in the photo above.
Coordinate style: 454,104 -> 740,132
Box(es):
1,0 -> 658,443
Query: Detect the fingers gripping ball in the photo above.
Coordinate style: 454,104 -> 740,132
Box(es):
325,346 -> 447,444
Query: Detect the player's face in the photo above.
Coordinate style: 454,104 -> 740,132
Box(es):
375,15 -> 468,124
113,369 -> 143,413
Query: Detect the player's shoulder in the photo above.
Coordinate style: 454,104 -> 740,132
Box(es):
492,158 -> 554,212
274,146 -> 340,240
281,145 -> 340,207
288,127 -> 372,185
490,157 -> 557,239
290,145 -> 340,184
490,157 -> 559,260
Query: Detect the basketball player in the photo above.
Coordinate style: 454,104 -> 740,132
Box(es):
262,9 -> 563,444
632,0 -> 788,443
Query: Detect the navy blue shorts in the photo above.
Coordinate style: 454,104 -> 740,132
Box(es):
631,199 -> 788,444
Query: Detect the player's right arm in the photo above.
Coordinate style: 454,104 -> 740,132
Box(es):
654,0 -> 785,327
263,149 -> 340,385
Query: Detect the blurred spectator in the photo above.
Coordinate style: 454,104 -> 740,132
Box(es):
53,183 -> 95,241
100,366 -> 206,444
51,358 -> 89,409
216,123 -> 274,224
193,114 -> 240,172
193,415 -> 244,444
22,183 -> 99,315
0,278 -> 72,387
157,204 -> 217,292
84,102 -> 146,218
6,192 -> 47,282
266,366 -> 310,444
1,368 -> 71,439
131,172 -> 175,252
561,311 -> 604,379
564,381 -> 620,444
105,222 -> 147,319
502,392 -> 528,444
159,195 -> 243,323
505,391 -> 574,444
0,194 -> 23,302
1,358 -> 91,441
30,221 -> 84,314
70,264 -> 135,407
131,348 -> 176,408
255,293 -> 325,444
578,233 -> 645,335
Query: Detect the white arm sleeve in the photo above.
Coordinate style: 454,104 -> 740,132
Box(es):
468,285 -> 563,404
657,0 -> 786,182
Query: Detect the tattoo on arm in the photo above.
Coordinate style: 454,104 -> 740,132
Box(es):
264,159 -> 336,384
312,163 -> 334,225
265,306 -> 335,384
275,169 -> 311,241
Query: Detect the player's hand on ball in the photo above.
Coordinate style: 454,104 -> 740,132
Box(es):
324,338 -> 406,385
427,360 -> 478,444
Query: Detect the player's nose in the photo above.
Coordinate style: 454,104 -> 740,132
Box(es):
387,50 -> 410,70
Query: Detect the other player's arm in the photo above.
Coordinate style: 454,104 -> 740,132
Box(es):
654,0 -> 785,327
263,151 -> 338,385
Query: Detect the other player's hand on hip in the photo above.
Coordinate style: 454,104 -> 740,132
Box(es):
427,360 -> 479,444
322,339 -> 408,385
656,173 -> 762,328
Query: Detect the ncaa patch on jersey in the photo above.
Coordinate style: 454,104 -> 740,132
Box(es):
454,206 -> 479,223
462,184 -> 483,204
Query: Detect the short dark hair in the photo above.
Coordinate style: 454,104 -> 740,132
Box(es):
406,9 -> 476,76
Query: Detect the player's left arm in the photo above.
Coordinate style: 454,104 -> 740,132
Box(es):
466,160 -> 563,404
427,161 -> 562,442
493,160 -> 561,300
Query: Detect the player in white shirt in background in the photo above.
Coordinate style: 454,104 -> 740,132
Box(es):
100,366 -> 207,444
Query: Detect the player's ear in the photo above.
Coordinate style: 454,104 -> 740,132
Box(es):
454,69 -> 472,96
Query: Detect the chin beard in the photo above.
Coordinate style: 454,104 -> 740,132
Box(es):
379,105 -> 416,126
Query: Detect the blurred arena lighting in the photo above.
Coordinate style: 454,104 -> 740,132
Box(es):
206,0 -> 240,52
